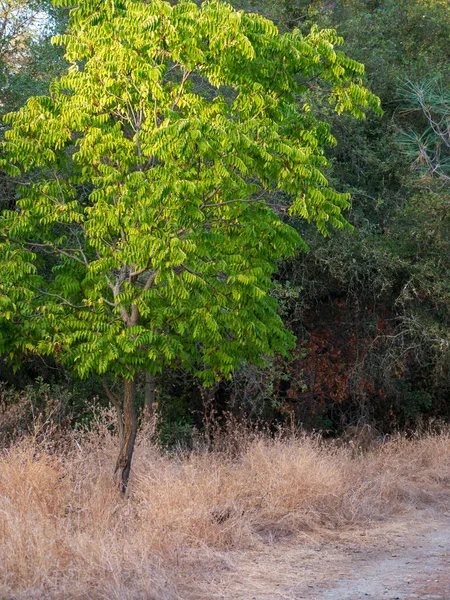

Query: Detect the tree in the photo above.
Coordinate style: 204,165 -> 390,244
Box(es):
0,1 -> 67,116
0,0 -> 67,232
399,78 -> 450,185
0,0 -> 380,491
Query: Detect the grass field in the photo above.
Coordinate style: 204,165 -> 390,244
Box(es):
1,415 -> 449,599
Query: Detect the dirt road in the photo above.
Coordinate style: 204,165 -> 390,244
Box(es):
186,510 -> 450,600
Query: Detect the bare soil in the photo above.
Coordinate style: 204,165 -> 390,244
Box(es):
184,509 -> 450,600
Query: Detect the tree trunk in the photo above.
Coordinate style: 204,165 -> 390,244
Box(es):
144,372 -> 156,422
114,378 -> 138,493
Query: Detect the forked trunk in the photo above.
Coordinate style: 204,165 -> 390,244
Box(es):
114,378 -> 138,493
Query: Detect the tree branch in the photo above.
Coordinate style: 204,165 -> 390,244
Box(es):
34,288 -> 86,309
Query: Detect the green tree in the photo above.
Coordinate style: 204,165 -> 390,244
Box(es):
398,78 -> 450,185
0,0 -> 379,490
0,1 -> 67,116
0,0 -> 67,226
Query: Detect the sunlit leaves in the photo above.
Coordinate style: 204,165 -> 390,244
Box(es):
0,0 -> 380,384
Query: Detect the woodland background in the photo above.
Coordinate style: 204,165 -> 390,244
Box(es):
1,0 -> 450,444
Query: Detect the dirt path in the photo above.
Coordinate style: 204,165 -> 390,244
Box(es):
184,510 -> 450,599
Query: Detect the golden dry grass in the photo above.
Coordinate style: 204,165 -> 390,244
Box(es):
1,417 -> 449,599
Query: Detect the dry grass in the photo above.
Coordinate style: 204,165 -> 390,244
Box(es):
1,415 -> 450,599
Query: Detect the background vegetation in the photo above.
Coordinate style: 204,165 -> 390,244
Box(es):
1,0 -> 450,444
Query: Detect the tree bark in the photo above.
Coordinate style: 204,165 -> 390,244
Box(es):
144,372 -> 156,422
114,378 -> 138,493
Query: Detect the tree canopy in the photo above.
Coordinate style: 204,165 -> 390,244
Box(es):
0,0 -> 380,382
